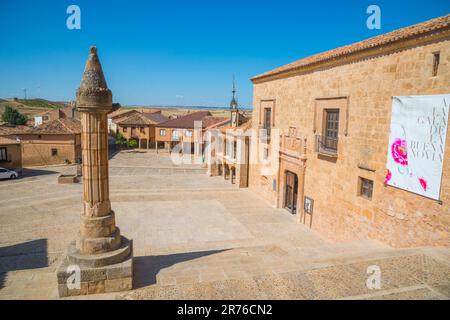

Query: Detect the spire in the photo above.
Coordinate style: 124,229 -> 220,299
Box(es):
76,46 -> 112,112
230,76 -> 238,110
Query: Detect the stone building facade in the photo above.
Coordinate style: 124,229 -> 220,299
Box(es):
155,111 -> 229,154
115,111 -> 168,148
249,15 -> 450,247
207,80 -> 251,187
0,136 -> 22,170
0,119 -> 82,167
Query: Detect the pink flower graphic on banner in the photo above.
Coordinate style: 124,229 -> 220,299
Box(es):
384,169 -> 392,184
391,138 -> 408,166
418,177 -> 427,191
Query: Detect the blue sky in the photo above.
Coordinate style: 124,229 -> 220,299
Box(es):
0,0 -> 449,108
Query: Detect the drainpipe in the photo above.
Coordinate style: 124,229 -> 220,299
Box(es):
298,137 -> 308,224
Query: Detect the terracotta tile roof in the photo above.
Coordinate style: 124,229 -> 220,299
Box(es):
202,116 -> 230,129
0,124 -> 32,136
143,112 -> 168,124
28,118 -> 81,135
108,108 -> 138,120
157,111 -> 212,129
252,14 -> 450,82
0,136 -> 20,145
219,119 -> 252,133
116,112 -> 168,126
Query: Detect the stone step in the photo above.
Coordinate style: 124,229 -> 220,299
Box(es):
118,251 -> 450,300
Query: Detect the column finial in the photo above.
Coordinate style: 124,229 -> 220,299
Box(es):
76,46 -> 112,111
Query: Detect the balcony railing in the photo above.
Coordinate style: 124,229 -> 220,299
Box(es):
315,135 -> 338,156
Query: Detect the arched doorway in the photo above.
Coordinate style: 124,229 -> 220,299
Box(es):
284,170 -> 298,214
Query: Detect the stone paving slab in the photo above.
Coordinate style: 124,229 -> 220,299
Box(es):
0,151 -> 449,300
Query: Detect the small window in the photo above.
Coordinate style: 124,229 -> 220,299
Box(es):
160,129 -> 166,136
0,147 -> 7,161
233,141 -> 237,159
432,52 -> 440,77
123,127 -> 127,133
185,130 -> 193,137
172,131 -> 179,140
263,107 -> 271,136
51,149 -> 58,157
140,127 -> 145,133
42,116 -> 49,121
359,177 -> 373,200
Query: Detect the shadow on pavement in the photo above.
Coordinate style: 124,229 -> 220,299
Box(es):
133,249 -> 229,289
20,168 -> 59,179
0,239 -> 48,289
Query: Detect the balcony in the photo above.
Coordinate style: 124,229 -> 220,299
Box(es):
315,135 -> 338,157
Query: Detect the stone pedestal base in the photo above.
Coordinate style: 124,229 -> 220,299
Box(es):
57,237 -> 133,297
58,174 -> 80,184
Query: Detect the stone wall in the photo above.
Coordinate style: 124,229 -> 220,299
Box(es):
0,144 -> 22,170
250,38 -> 450,247
20,134 -> 81,167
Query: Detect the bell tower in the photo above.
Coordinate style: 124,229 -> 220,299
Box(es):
230,76 -> 239,127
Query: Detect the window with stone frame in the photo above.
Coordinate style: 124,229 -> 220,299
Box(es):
359,177 -> 374,200
263,107 -> 272,136
323,109 -> 339,151
432,52 -> 440,77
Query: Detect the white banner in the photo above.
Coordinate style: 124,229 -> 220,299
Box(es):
385,95 -> 449,200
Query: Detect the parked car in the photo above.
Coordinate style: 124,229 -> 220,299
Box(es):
0,167 -> 19,180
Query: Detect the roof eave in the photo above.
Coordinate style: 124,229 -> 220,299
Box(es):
251,21 -> 450,84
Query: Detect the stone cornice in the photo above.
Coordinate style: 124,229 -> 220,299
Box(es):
252,27 -> 450,84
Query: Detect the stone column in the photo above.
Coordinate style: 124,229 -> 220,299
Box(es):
57,47 -> 133,297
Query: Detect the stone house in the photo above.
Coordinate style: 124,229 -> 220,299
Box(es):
155,111 -> 229,154
0,118 -> 82,167
249,14 -> 450,247
0,136 -> 22,170
34,105 -> 78,127
115,111 -> 168,148
108,109 -> 138,135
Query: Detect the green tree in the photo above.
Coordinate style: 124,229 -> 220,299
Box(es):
115,132 -> 127,146
1,106 -> 27,125
127,139 -> 138,148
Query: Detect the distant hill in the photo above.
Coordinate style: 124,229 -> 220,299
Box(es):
0,98 -> 70,119
127,104 -> 253,111
14,98 -> 68,109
